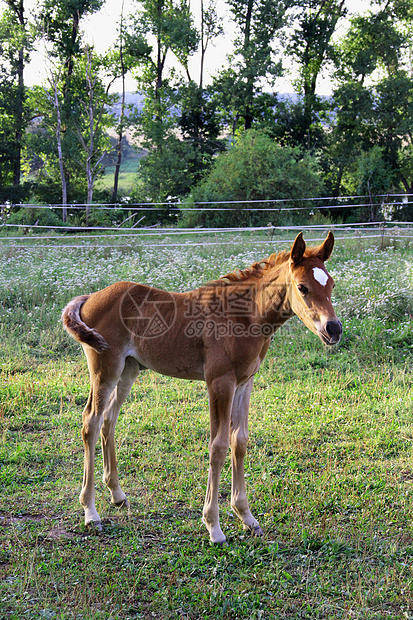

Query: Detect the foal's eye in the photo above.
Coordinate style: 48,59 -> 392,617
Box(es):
297,284 -> 308,295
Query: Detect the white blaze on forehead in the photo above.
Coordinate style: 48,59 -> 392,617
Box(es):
313,267 -> 329,287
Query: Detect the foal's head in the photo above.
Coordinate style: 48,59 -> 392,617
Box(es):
288,232 -> 342,345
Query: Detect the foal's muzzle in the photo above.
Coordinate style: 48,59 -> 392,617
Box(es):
321,320 -> 342,345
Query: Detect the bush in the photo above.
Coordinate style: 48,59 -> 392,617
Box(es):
183,129 -> 324,227
83,206 -> 127,227
0,181 -> 33,204
6,206 -> 64,229
340,146 -> 395,221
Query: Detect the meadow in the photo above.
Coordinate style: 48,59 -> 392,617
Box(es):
96,148 -> 143,196
1,230 -> 413,619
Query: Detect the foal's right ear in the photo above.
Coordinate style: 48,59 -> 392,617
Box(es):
317,231 -> 335,262
290,232 -> 306,265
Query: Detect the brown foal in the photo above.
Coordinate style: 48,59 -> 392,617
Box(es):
62,232 -> 342,544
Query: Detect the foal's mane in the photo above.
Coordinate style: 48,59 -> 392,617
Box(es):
218,250 -> 290,284
215,244 -> 323,286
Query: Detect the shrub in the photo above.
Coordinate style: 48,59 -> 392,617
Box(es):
6,206 -> 64,229
183,129 -> 324,227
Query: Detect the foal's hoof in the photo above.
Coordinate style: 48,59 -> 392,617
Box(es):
114,498 -> 130,510
211,539 -> 228,548
86,520 -> 103,533
247,524 -> 264,537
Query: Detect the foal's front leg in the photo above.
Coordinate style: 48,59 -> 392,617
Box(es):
230,378 -> 263,536
203,375 -> 235,544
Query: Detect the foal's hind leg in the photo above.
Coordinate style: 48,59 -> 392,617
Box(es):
79,348 -> 125,529
100,357 -> 140,508
230,378 -> 263,536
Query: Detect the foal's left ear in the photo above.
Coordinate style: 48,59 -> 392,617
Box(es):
317,231 -> 335,262
290,232 -> 306,265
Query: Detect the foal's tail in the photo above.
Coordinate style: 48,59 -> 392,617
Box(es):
61,295 -> 109,353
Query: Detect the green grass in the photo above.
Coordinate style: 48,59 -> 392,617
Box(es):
1,235 -> 413,618
96,151 -> 142,194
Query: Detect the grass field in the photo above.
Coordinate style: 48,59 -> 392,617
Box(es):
96,150 -> 142,196
1,232 -> 413,619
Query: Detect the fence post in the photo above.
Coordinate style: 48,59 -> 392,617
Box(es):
379,221 -> 386,251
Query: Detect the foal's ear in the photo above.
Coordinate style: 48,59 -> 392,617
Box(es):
290,232 -> 306,265
317,231 -> 335,262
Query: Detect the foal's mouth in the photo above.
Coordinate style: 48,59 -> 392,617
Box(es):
319,320 -> 342,346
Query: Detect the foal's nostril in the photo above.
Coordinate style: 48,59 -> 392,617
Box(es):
326,320 -> 342,339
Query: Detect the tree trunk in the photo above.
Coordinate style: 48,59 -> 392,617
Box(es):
243,0 -> 254,130
112,95 -> 124,203
52,78 -> 67,221
200,0 -> 205,89
11,0 -> 25,186
112,0 -> 126,203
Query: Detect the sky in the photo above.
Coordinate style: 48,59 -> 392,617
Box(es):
23,0 -> 235,91
21,0 -> 367,95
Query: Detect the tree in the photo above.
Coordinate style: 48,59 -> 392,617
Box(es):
112,0 -> 127,204
199,0 -> 223,89
110,3 -> 151,202
39,0 -> 104,85
285,0 -> 346,149
373,73 -> 413,193
74,46 -> 115,212
185,128 -> 324,226
0,11 -> 19,190
129,0 -> 198,120
328,0 -> 413,199
212,0 -> 288,133
0,0 -> 32,195
333,0 -> 410,85
46,66 -> 68,217
36,0 -> 105,203
128,0 -> 199,208
27,49 -> 115,211
326,80 -> 374,196
5,0 -> 25,186
177,81 -> 226,182
341,146 -> 394,220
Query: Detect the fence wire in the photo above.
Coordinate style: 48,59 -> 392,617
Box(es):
1,195 -> 413,249
1,193 -> 411,209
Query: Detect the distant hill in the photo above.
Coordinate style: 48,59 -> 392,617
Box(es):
110,92 -> 145,119
109,91 -> 330,117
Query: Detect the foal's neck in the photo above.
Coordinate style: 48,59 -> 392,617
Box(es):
219,258 -> 293,328
254,259 -> 293,327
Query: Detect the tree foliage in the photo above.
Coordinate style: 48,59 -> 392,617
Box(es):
328,0 -> 413,204
281,0 -> 347,150
0,0 -> 33,197
2,0 -> 413,224
26,0 -> 114,206
212,0 -> 288,133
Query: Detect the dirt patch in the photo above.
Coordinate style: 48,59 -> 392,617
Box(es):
0,512 -> 47,526
47,524 -> 75,540
0,512 -> 75,540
